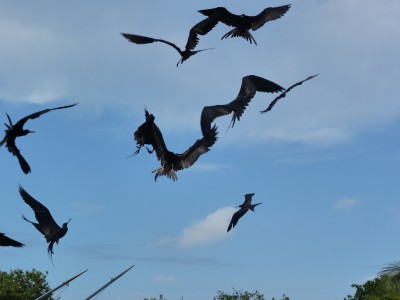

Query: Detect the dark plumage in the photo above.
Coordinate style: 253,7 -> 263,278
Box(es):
133,108 -> 217,181
200,75 -> 284,137
198,5 -> 291,45
260,74 -> 319,113
121,16 -> 218,66
227,193 -> 261,232
0,102 -> 78,174
19,185 -> 70,262
0,233 -> 25,247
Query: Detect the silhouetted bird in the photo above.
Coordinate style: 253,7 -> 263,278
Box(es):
227,193 -> 261,232
121,16 -> 218,66
198,5 -> 291,45
133,108 -> 218,181
19,185 -> 70,261
0,102 -> 78,174
260,74 -> 318,113
0,232 -> 25,247
200,75 -> 284,137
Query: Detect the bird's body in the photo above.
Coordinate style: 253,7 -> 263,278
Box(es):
227,193 -> 261,232
19,185 -> 70,261
0,233 -> 24,247
122,16 -> 218,66
0,102 -> 78,174
200,75 -> 284,137
198,5 -> 291,45
133,108 -> 217,181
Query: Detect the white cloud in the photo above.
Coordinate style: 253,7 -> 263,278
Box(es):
334,197 -> 361,210
155,207 -> 236,248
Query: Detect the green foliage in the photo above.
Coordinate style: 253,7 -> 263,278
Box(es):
214,289 -> 289,300
345,274 -> 400,300
214,289 -> 265,300
0,268 -> 51,300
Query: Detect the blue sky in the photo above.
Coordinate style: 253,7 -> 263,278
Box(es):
0,0 -> 399,299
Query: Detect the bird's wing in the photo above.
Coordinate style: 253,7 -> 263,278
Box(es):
186,16 -> 219,50
0,233 -> 25,247
5,138 -> 31,174
251,5 -> 291,31
19,185 -> 61,236
244,193 -> 255,204
261,74 -> 318,113
227,208 -> 247,232
14,103 -> 78,129
200,76 -> 283,133
121,33 -> 182,54
198,7 -> 241,27
228,75 -> 284,127
178,125 -> 218,170
200,104 -> 236,136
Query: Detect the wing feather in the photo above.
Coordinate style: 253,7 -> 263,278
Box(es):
251,5 -> 291,31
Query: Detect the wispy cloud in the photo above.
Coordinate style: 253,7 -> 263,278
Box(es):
190,162 -> 231,172
334,197 -> 361,210
154,274 -> 177,284
70,201 -> 105,216
155,207 -> 236,248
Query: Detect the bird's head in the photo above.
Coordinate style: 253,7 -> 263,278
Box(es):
62,219 -> 71,229
22,129 -> 35,136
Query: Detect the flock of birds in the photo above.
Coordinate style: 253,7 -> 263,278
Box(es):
1,4 -> 317,267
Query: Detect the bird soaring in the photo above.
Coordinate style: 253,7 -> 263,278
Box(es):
121,16 -> 218,66
260,74 -> 318,113
133,108 -> 218,181
19,185 -> 70,261
198,5 -> 291,45
0,102 -> 78,174
227,193 -> 261,232
0,233 -> 25,247
200,75 -> 284,137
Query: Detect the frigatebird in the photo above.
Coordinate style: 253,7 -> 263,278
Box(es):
227,193 -> 261,232
0,232 -> 25,247
133,108 -> 217,181
198,5 -> 291,45
0,102 -> 78,174
121,16 -> 218,66
19,185 -> 70,262
200,75 -> 284,137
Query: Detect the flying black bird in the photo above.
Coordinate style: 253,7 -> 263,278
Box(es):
200,75 -> 284,137
227,193 -> 261,232
0,102 -> 78,174
121,16 -> 218,66
19,185 -> 70,261
260,74 -> 318,113
198,5 -> 291,45
133,108 -> 218,181
0,232 -> 25,247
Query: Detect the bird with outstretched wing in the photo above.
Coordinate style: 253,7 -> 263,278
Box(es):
228,193 -> 261,232
198,5 -> 291,45
121,15 -> 218,66
19,185 -> 70,263
0,102 -> 78,174
133,108 -> 218,181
